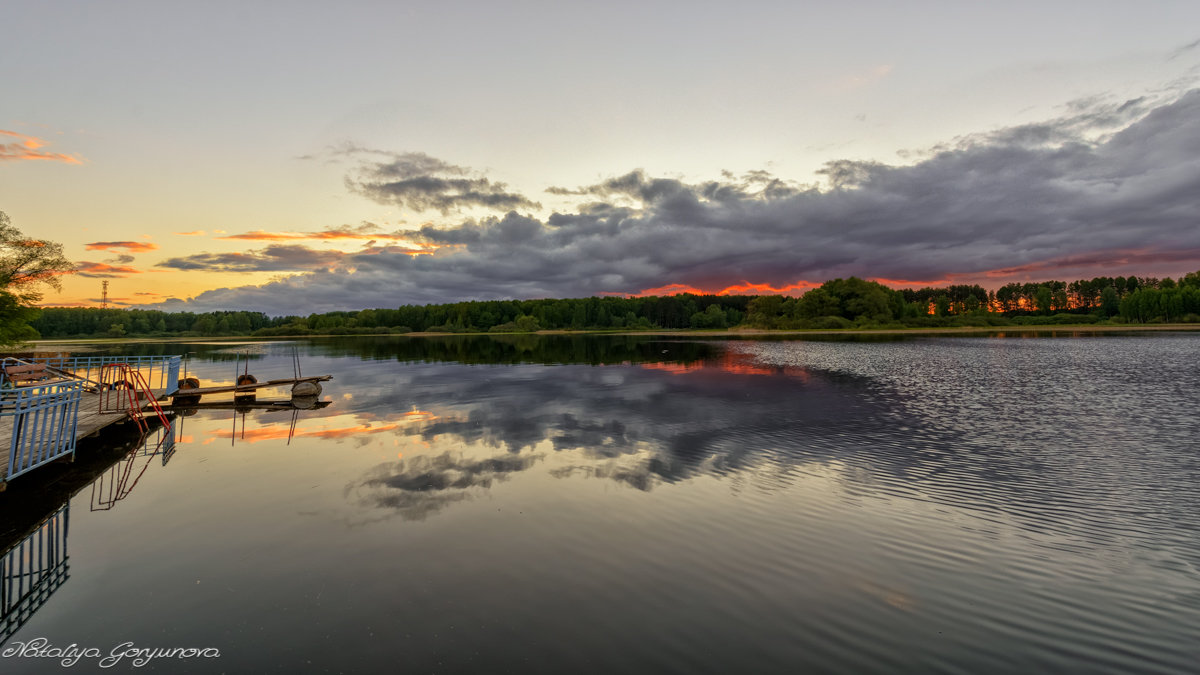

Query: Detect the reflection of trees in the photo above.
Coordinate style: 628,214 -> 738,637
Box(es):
313,334 -> 718,366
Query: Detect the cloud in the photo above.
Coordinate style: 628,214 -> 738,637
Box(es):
174,230 -> 207,236
74,261 -> 141,278
217,223 -> 428,243
156,244 -> 348,273
154,88 -> 1200,313
1168,37 -> 1200,61
0,130 -> 83,164
84,241 -> 159,253
155,240 -> 440,274
345,150 -> 540,214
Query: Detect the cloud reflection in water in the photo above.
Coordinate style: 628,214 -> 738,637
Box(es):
344,350 -> 905,519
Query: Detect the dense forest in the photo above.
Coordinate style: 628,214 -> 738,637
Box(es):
30,295 -> 751,338
27,270 -> 1200,339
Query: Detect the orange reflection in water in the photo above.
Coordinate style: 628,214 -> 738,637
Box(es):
206,409 -> 439,445
638,352 -> 809,380
212,423 -> 403,443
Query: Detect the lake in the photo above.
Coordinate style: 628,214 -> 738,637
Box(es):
3,332 -> 1199,673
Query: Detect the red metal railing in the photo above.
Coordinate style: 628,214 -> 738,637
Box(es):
98,364 -> 171,433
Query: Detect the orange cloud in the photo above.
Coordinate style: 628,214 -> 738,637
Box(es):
716,280 -> 821,295
85,241 -> 159,252
213,227 -> 447,257
74,261 -> 141,277
174,230 -> 207,236
0,129 -> 83,164
636,283 -> 706,296
219,227 -> 414,242
631,279 -> 821,297
357,244 -> 446,256
869,276 -> 954,289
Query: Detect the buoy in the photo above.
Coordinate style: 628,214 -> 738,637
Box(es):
174,376 -> 202,404
291,381 -> 322,397
291,395 -> 318,410
234,373 -> 257,400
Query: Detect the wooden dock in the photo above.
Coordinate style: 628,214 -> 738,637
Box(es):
0,389 -> 169,487
1,355 -> 332,489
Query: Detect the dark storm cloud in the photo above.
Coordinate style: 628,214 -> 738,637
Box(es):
156,244 -> 345,272
346,150 -> 540,214
157,88 -> 1200,313
547,169 -> 805,204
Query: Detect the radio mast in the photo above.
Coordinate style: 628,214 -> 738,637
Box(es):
101,281 -> 109,309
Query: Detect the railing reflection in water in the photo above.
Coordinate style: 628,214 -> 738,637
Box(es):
0,396 -> 325,646
0,421 -> 170,645
90,422 -> 176,511
0,504 -> 69,647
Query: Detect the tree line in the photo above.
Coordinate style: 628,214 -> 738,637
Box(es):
743,272 -> 1200,329
30,295 -> 753,338
24,269 -> 1199,340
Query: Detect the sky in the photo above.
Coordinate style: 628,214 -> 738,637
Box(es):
3,1 -> 1200,314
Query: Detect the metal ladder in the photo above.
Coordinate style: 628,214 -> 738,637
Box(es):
97,364 -> 171,433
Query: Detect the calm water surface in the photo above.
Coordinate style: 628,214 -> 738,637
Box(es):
3,333 -> 1199,673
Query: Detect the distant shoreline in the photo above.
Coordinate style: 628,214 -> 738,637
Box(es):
25,323 -> 1200,346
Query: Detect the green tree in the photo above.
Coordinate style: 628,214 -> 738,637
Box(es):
0,290 -> 39,345
690,303 -> 728,329
934,294 -> 950,317
0,211 -> 74,346
1035,285 -> 1053,315
514,314 -> 541,332
1100,286 -> 1119,317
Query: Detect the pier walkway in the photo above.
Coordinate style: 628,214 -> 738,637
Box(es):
1,356 -> 180,490
0,388 -> 171,482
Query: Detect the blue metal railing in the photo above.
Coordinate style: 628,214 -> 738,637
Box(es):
1,504 -> 70,647
1,381 -> 83,483
1,355 -> 182,395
